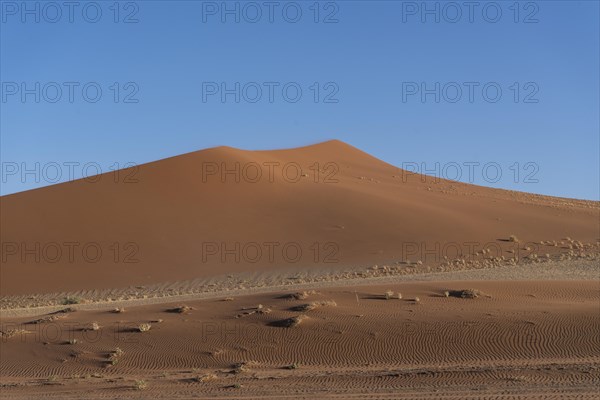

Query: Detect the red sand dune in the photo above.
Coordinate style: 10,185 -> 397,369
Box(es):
1,140 -> 598,295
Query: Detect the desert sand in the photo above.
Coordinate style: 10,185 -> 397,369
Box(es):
1,140 -> 598,398
1,278 -> 599,399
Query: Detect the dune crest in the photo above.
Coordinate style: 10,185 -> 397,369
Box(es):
1,140 -> 598,295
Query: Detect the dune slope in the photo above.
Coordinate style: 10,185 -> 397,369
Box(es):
1,140 -> 598,295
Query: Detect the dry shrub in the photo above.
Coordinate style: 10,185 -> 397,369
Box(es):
193,373 -> 217,382
106,348 -> 124,367
291,300 -> 336,312
133,380 -> 147,390
231,362 -> 250,374
166,305 -> 193,314
29,308 -> 76,325
237,304 -> 272,318
286,290 -> 317,300
88,322 -> 100,331
62,296 -> 81,305
272,314 -> 308,328
0,329 -> 30,338
449,289 -> 485,299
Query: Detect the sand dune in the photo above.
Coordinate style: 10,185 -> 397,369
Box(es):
1,141 -> 599,398
1,140 -> 598,296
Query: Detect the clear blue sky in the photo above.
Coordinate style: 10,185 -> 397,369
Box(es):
1,0 -> 598,199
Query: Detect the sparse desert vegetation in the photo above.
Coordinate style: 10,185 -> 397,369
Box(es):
133,379 -> 147,390
447,289 -> 487,299
383,290 -> 402,300
273,314 -> 308,328
166,305 -> 193,314
291,300 -> 336,311
231,362 -> 251,374
1,279 -> 599,398
0,329 -> 30,338
286,290 -> 317,300
237,304 -> 272,318
137,323 -> 152,332
87,322 -> 100,331
193,373 -> 217,383
62,296 -> 81,305
106,347 -> 124,367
